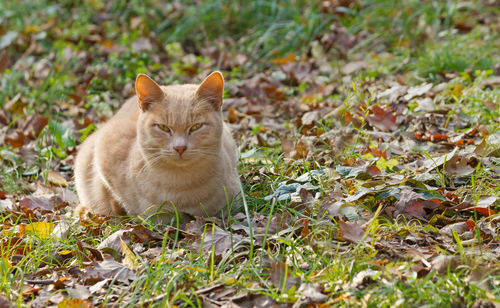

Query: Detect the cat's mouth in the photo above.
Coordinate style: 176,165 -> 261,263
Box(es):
170,153 -> 194,164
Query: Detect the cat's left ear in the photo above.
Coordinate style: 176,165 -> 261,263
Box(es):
136,74 -> 164,111
196,71 -> 224,111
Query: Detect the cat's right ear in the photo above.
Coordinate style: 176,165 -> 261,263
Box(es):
135,74 -> 164,111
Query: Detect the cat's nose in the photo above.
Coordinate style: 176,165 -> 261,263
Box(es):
174,145 -> 187,156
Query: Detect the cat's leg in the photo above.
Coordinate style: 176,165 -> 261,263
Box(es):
74,132 -> 127,217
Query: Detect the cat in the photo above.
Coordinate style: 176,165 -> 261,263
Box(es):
74,71 -> 240,221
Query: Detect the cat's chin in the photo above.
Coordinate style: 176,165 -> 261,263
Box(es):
161,155 -> 199,167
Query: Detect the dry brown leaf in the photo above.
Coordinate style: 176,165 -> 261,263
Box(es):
19,196 -> 55,212
366,105 -> 397,132
270,261 -> 299,291
82,256 -> 137,284
47,171 -> 68,187
338,220 -> 370,243
0,50 -> 10,74
192,224 -> 243,257
341,60 -> 368,75
394,189 -> 440,221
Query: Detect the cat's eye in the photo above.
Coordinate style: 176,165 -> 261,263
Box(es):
155,124 -> 171,134
189,123 -> 203,133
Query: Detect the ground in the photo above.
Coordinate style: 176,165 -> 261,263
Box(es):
0,1 -> 499,307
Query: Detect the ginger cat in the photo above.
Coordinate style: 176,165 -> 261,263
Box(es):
74,72 -> 240,220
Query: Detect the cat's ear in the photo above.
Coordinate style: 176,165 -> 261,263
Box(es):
196,71 -> 224,111
135,74 -> 164,111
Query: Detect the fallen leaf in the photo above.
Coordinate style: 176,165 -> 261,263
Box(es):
57,298 -> 94,308
192,224 -> 243,257
66,284 -> 91,300
184,216 -> 207,235
97,230 -> 131,255
293,283 -> 328,307
21,114 -> 48,139
270,261 -> 299,291
271,53 -> 296,65
338,220 -> 370,243
19,196 -> 55,212
82,256 -> 137,284
341,60 -> 368,75
395,188 -> 440,221
365,165 -> 381,177
47,171 -> 68,187
377,85 -> 408,102
476,195 -> 498,207
366,105 -> 397,132
349,269 -> 380,289
22,222 -> 55,239
300,219 -> 310,238
0,295 -> 12,308
440,222 -> 469,237
120,237 -> 140,271
0,50 -> 10,74
462,207 -> 496,217
376,157 -> 399,171
230,293 -> 290,308
445,154 -> 474,176
431,255 -> 459,274
4,130 -> 27,148
403,83 -> 433,101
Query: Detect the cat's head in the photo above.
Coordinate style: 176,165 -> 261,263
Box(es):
135,72 -> 225,167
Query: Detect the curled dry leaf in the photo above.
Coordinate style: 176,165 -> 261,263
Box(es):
440,221 -> 469,237
445,154 -> 475,176
47,171 -> 68,187
292,283 -> 328,308
395,188 -> 440,221
366,105 -> 397,132
192,224 -> 243,257
338,220 -> 370,243
82,256 -> 137,284
120,237 -> 140,271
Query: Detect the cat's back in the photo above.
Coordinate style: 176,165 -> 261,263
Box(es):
75,97 -> 139,180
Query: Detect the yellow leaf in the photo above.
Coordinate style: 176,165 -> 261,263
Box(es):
23,222 -> 55,239
47,171 -> 68,187
362,153 -> 375,159
24,25 -> 39,33
120,237 -> 140,270
57,298 -> 94,308
376,157 -> 398,171
271,53 -> 296,65
58,250 -> 73,256
452,84 -> 464,97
